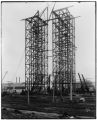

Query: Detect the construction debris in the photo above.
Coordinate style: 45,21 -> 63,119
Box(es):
79,97 -> 85,102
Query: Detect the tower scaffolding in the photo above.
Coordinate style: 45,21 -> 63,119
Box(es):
52,8 -> 76,95
24,5 -> 76,95
25,9 -> 48,92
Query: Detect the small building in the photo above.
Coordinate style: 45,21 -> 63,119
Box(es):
14,86 -> 25,93
2,82 -> 25,94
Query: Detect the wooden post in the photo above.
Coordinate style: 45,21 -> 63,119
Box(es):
53,82 -> 55,102
27,78 -> 30,105
70,70 -> 72,101
28,87 -> 30,104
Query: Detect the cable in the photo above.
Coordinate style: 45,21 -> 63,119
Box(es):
11,49 -> 25,82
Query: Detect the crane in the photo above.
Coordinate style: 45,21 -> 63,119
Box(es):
1,71 -> 8,92
81,74 -> 89,93
2,71 -> 8,82
78,73 -> 85,93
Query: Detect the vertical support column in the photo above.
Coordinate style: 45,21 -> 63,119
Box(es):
52,12 -> 55,101
73,18 -> 76,91
25,19 -> 31,91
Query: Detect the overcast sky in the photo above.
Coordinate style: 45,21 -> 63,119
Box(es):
2,1 -> 95,83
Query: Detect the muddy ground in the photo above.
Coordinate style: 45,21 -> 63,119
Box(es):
1,94 -> 96,119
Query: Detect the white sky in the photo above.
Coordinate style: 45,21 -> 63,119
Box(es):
1,1 -> 95,83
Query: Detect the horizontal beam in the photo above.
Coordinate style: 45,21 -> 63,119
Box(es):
21,11 -> 39,21
22,16 -> 47,25
54,5 -> 74,12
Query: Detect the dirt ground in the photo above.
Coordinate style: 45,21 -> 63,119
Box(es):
2,109 -> 38,119
1,94 -> 96,119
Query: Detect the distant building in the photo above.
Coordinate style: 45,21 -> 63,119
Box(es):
2,82 -> 25,94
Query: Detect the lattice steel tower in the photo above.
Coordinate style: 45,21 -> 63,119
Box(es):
52,8 -> 76,95
25,9 -> 48,92
24,6 -> 76,95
